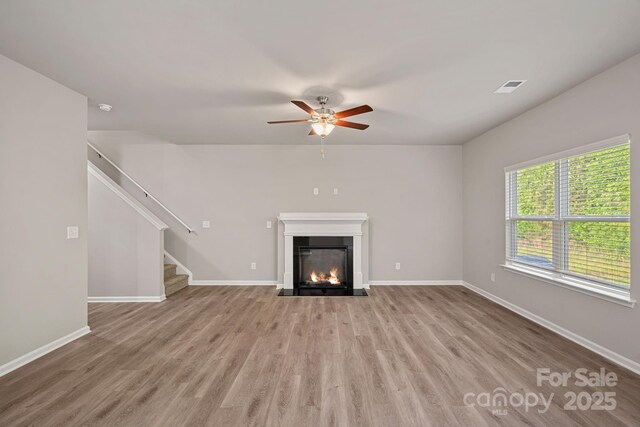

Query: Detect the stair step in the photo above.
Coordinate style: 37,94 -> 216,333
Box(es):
165,273 -> 188,286
165,274 -> 188,297
166,280 -> 188,297
164,263 -> 177,280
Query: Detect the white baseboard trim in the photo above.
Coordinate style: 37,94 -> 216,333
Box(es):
192,280 -> 278,286
192,280 -> 455,288
88,295 -> 166,303
0,326 -> 91,377
461,281 -> 640,376
164,251 -> 193,284
370,280 -> 463,286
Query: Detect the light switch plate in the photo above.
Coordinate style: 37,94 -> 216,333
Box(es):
67,226 -> 79,239
333,188 -> 338,195
313,187 -> 319,196
266,221 -> 272,229
202,221 -> 211,229
395,262 -> 401,270
490,273 -> 496,282
251,262 -> 257,270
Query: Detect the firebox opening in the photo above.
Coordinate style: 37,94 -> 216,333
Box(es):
300,247 -> 348,288
293,236 -> 353,294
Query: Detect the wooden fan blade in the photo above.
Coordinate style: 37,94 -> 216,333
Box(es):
291,100 -> 316,115
308,129 -> 317,136
267,119 -> 310,124
334,105 -> 373,119
335,120 -> 369,130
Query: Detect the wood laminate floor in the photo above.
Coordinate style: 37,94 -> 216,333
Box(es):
1,286 -> 639,426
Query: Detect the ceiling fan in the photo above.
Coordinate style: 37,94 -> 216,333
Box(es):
267,96 -> 372,137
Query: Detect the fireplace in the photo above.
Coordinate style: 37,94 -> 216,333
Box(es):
277,212 -> 368,296
294,237 -> 353,295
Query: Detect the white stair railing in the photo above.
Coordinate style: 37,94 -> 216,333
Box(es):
88,141 -> 195,234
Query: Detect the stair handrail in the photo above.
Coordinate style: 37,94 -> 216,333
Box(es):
88,141 -> 195,234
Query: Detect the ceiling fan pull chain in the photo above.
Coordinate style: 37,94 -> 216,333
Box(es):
320,136 -> 325,159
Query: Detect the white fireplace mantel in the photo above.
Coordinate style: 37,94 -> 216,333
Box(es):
278,213 -> 368,290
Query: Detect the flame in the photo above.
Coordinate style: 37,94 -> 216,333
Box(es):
329,267 -> 339,284
309,268 -> 340,285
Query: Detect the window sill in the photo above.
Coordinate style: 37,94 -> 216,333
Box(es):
502,263 -> 635,308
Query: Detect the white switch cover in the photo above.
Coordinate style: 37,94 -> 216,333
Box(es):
251,262 -> 257,270
490,273 -> 496,282
395,262 -> 401,270
202,221 -> 211,229
333,188 -> 338,195
67,226 -> 79,239
266,221 -> 272,229
313,187 -> 319,195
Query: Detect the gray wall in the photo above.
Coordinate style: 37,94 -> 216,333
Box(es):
88,166 -> 166,299
88,134 -> 463,282
463,53 -> 640,363
0,54 -> 88,366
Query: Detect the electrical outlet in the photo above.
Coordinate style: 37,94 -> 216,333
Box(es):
490,273 -> 496,282
202,221 -> 211,229
395,262 -> 401,270
333,188 -> 338,195
67,226 -> 79,239
251,262 -> 257,270
266,221 -> 272,229
313,187 -> 319,195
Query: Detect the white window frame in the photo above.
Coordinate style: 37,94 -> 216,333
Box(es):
503,134 -> 634,307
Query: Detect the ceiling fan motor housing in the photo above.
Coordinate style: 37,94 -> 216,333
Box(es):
313,109 -> 336,122
313,96 -> 336,123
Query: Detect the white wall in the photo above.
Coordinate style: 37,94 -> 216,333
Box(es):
463,53 -> 640,364
88,135 -> 463,283
0,54 -> 88,367
88,165 -> 166,299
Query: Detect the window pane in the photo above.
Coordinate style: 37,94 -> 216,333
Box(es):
567,222 -> 630,287
514,220 -> 553,269
567,144 -> 630,216
517,162 -> 555,216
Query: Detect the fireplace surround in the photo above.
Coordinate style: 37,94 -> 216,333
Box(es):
278,213 -> 368,296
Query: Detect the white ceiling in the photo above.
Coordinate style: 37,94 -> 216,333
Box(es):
2,1 -> 640,145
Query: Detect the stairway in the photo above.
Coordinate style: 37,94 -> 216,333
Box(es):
164,263 -> 189,296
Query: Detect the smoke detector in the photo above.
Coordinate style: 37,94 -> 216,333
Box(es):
494,80 -> 527,94
98,103 -> 113,112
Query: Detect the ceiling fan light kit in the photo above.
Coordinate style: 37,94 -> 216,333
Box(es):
268,96 -> 372,157
311,122 -> 335,137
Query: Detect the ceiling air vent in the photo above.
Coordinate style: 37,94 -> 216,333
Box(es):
494,80 -> 527,94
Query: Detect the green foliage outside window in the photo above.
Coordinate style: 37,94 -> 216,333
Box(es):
512,145 -> 630,287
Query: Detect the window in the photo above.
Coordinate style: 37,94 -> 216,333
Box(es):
505,135 -> 631,300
